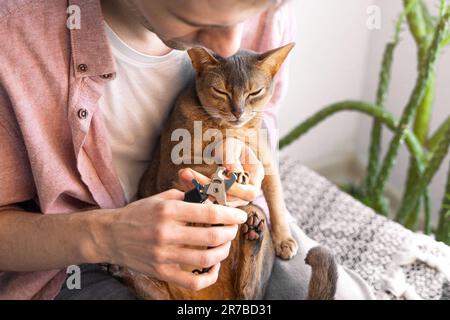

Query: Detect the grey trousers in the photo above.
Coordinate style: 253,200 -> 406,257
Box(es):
56,224 -> 375,300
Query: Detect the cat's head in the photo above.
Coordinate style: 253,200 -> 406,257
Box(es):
187,43 -> 295,128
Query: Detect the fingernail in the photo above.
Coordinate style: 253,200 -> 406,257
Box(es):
180,168 -> 193,180
235,210 -> 247,222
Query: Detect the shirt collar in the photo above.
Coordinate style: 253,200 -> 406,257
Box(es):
68,0 -> 116,78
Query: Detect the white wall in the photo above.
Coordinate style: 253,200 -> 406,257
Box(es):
279,0 -> 449,223
280,0 -> 375,167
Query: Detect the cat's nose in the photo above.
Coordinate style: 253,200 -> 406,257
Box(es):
231,108 -> 244,119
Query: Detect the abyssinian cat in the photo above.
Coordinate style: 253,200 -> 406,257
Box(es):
117,43 -> 337,299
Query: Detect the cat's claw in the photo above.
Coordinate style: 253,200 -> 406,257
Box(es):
273,237 -> 298,260
235,171 -> 250,185
242,211 -> 265,241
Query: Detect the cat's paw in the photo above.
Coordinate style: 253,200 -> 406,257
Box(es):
234,171 -> 250,185
101,263 -> 125,277
241,211 -> 265,241
273,236 -> 298,260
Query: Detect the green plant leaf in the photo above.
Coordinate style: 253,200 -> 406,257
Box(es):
372,12 -> 450,215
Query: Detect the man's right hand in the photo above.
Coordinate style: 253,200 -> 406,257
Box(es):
100,189 -> 247,291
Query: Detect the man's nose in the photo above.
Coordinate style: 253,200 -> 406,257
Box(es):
199,24 -> 243,58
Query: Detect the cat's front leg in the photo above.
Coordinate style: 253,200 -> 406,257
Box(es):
233,150 -> 298,259
261,168 -> 298,260
271,226 -> 298,260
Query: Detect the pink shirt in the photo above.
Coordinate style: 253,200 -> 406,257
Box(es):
0,0 -> 295,299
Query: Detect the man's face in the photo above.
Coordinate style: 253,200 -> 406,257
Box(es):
125,0 -> 272,57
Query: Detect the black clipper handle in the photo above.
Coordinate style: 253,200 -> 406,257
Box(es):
183,179 -> 214,274
184,188 -> 205,203
183,179 -> 208,203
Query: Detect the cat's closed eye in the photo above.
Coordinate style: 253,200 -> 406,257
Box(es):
247,87 -> 265,98
212,87 -> 229,98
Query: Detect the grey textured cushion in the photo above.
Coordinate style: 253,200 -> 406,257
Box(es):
279,157 -> 450,300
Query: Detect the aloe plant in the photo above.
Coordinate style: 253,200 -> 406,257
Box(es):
436,162 -> 450,243
279,0 -> 450,244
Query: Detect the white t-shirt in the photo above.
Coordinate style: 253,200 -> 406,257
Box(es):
99,23 -> 194,202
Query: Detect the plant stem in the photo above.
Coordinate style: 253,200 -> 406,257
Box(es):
404,196 -> 421,230
402,162 -> 421,224
423,189 -> 432,235
436,161 -> 450,244
442,34 -> 450,46
365,2 -> 418,210
400,1 -> 435,227
401,75 -> 436,228
365,4 -> 412,198
365,42 -> 397,198
420,0 -> 437,34
371,12 -> 450,215
279,101 -> 427,166
404,188 -> 431,232
428,115 -> 450,151
396,125 -> 450,224
403,0 -> 432,59
413,75 -> 436,144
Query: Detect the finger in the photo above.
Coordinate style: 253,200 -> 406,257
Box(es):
224,162 -> 244,176
227,182 -> 261,202
165,241 -> 232,268
156,188 -> 185,201
160,263 -> 221,291
226,198 -> 250,208
240,146 -> 264,186
178,168 -> 211,191
178,167 -> 261,202
179,167 -> 259,202
170,200 -> 247,224
170,224 -> 239,247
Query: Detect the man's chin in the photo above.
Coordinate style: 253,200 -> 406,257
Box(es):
161,39 -> 190,51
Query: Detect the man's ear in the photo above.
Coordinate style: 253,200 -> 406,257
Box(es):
257,42 -> 295,77
187,47 -> 219,74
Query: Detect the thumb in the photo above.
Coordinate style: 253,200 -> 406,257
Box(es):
178,168 -> 211,191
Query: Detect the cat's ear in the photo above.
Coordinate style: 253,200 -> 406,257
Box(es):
257,42 -> 295,77
188,47 -> 219,73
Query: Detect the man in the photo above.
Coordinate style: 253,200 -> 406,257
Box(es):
0,0 -> 374,299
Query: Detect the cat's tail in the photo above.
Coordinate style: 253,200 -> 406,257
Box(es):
304,246 -> 338,300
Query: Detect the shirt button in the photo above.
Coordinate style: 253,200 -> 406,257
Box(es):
78,64 -> 88,73
77,108 -> 88,120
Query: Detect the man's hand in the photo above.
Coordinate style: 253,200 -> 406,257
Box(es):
179,138 -> 265,207
102,189 -> 247,291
